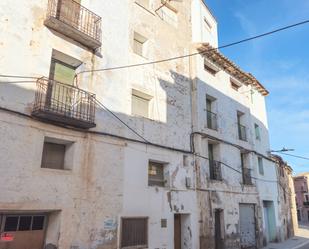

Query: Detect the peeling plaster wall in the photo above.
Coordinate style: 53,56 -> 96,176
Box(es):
191,1 -> 278,248
122,143 -> 198,249
0,112 -> 124,249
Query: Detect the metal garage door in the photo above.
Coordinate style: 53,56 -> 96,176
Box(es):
0,214 -> 46,249
239,204 -> 256,249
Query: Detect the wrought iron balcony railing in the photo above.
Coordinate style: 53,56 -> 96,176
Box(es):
32,77 -> 96,129
242,168 -> 253,185
207,111 -> 218,130
45,0 -> 102,49
209,160 -> 222,181
238,123 -> 247,141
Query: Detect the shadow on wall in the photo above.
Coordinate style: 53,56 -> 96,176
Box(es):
0,67 -> 274,249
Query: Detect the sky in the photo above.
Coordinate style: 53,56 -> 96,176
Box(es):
204,0 -> 309,174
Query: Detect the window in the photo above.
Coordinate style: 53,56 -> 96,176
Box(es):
148,161 -> 165,187
18,216 -> 32,231
133,32 -> 147,57
41,142 -> 66,170
204,62 -> 218,76
208,143 -> 222,180
161,219 -> 167,228
131,89 -> 152,118
158,4 -> 178,26
206,96 -> 217,130
121,217 -> 148,248
258,157 -> 264,175
255,123 -> 261,140
3,215 -> 45,232
237,112 -> 247,141
204,17 -> 212,30
230,78 -> 241,91
49,50 -> 81,85
41,137 -> 73,170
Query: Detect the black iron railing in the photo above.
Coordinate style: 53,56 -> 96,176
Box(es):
303,201 -> 309,206
209,160 -> 222,180
238,123 -> 247,141
46,0 -> 101,42
242,168 -> 252,185
32,77 -> 96,128
207,110 -> 218,130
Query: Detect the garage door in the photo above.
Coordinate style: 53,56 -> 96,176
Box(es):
0,214 -> 46,249
239,204 -> 256,249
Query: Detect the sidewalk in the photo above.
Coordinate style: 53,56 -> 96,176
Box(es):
262,226 -> 309,249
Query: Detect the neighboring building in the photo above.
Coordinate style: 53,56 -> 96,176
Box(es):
272,155 -> 298,240
294,173 -> 309,223
0,0 -> 294,249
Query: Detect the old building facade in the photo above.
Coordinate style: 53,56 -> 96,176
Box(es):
0,0 -> 295,249
271,155 -> 298,240
294,173 -> 309,223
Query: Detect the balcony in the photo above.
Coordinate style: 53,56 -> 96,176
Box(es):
242,168 -> 253,185
304,202 -> 309,206
209,160 -> 222,181
207,111 -> 218,130
238,123 -> 247,141
44,0 -> 102,49
32,77 -> 96,129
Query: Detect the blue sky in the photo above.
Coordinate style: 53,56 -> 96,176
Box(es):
205,0 -> 309,174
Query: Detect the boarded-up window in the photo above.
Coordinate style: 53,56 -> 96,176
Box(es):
133,32 -> 147,56
148,161 -> 165,187
41,142 -> 66,170
131,90 -> 151,118
121,218 -> 148,248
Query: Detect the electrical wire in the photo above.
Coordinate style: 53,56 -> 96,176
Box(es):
94,98 -> 151,143
0,74 -> 39,79
77,19 -> 309,75
276,152 -> 309,161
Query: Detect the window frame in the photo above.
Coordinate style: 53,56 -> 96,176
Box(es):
131,89 -> 152,119
133,32 -> 148,57
258,157 -> 264,175
148,161 -> 167,187
120,217 -> 148,248
254,123 -> 261,141
2,215 -> 46,232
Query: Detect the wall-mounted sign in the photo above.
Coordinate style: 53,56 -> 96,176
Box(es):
0,232 -> 14,242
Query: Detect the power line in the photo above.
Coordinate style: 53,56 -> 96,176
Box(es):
276,152 -> 309,161
0,74 -> 39,79
77,19 -> 309,75
94,98 -> 150,143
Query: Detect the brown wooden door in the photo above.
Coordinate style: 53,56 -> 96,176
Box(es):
174,214 -> 181,249
215,209 -> 224,249
57,0 -> 81,28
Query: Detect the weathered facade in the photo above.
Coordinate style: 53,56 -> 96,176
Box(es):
272,155 -> 298,240
294,173 -> 309,224
0,0 -> 295,249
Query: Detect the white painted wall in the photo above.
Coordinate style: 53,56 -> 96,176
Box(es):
191,0 -> 218,47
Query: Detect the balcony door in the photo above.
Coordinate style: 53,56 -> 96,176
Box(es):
56,0 -> 81,29
47,59 -> 76,114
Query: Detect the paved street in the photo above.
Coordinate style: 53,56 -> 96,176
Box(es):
262,225 -> 309,249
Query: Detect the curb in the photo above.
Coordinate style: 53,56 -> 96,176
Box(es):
293,240 -> 309,249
